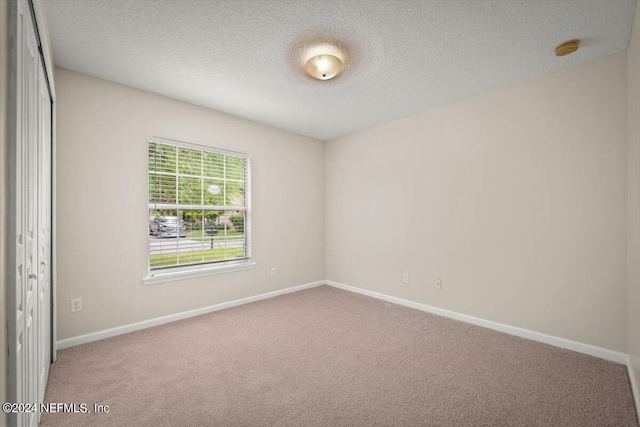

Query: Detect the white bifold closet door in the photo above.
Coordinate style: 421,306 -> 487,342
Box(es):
10,0 -> 53,426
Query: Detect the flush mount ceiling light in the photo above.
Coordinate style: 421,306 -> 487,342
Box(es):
555,39 -> 580,57
303,44 -> 345,81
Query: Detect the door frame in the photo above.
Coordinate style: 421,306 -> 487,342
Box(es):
29,0 -> 57,365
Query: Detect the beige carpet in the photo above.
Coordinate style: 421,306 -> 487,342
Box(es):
41,285 -> 638,426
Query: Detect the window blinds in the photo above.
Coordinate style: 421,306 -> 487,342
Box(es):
147,136 -> 251,271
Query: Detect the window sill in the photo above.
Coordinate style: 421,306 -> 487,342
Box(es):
143,261 -> 256,285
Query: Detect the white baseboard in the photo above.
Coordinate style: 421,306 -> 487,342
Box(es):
60,278 -> 629,364
56,280 -> 325,350
627,357 -> 640,424
325,280 -> 628,364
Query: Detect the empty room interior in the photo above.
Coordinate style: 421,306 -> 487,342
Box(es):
3,0 -> 640,425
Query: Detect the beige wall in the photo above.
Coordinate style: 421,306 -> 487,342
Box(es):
55,68 -> 325,340
0,0 -> 8,423
629,2 -> 640,391
326,52 -> 629,352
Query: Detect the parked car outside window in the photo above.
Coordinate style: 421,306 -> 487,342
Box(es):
149,216 -> 186,238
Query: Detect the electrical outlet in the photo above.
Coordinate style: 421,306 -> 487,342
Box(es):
436,278 -> 442,290
402,273 -> 409,284
71,298 -> 82,313
270,267 -> 276,277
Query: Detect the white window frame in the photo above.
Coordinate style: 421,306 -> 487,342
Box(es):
143,136 -> 254,285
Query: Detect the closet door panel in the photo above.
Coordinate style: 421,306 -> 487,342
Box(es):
37,59 -> 52,403
23,4 -> 40,426
11,1 -> 51,426
12,1 -> 27,425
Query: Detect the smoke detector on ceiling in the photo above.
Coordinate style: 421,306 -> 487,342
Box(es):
555,39 -> 580,57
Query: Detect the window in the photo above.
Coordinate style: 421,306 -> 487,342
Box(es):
145,136 -> 252,283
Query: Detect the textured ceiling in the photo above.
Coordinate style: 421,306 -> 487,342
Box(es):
45,0 -> 637,141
